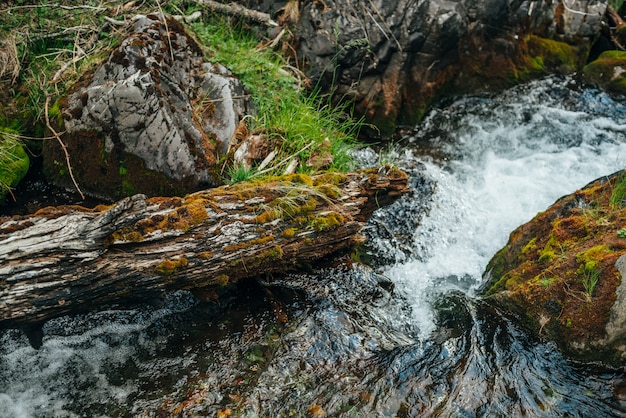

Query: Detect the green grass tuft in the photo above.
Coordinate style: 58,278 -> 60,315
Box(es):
191,17 -> 360,180
0,129 -> 30,202
227,164 -> 256,185
610,174 -> 626,209
581,264 -> 601,299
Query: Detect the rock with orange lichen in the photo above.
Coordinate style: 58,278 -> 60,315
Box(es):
481,169 -> 626,366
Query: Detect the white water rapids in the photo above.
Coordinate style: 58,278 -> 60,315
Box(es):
373,76 -> 626,338
1,76 -> 626,417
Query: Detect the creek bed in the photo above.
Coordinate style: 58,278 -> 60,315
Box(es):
2,76 -> 626,417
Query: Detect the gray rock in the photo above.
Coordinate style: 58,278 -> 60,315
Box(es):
45,13 -> 253,200
293,0 -> 606,137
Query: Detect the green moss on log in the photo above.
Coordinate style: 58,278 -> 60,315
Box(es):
155,257 -> 189,275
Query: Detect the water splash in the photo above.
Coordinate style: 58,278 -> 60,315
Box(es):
2,76 -> 626,417
371,76 -> 626,339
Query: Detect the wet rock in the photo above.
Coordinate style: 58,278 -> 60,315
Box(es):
583,50 -> 626,95
361,167 -> 435,268
480,170 -> 626,366
293,0 -> 606,137
44,14 -> 253,200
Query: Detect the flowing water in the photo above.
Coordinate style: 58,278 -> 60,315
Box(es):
2,76 -> 626,417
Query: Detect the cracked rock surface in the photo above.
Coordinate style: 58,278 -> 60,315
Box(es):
44,14 -> 253,200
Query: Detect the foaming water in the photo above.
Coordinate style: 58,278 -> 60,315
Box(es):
2,76 -> 626,417
381,76 -> 626,337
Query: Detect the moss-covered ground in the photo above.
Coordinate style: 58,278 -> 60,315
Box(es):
483,170 -> 626,361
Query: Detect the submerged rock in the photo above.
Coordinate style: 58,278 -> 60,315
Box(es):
480,170 -> 626,366
294,0 -> 605,137
44,14 -> 252,200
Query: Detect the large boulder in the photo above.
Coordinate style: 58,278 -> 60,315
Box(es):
293,0 -> 606,137
44,14 -> 253,200
481,170 -> 626,366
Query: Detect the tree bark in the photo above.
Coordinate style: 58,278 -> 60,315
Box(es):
0,168 -> 409,327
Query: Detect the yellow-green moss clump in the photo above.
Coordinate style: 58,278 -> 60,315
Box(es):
110,195 -> 211,242
155,257 -> 189,275
526,35 -> 582,74
224,235 -> 274,252
110,226 -> 145,243
583,50 -> 626,95
213,274 -> 229,287
457,35 -> 584,93
229,245 -> 284,269
309,212 -> 345,231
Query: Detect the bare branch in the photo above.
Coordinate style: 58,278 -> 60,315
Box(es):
196,0 -> 278,27
44,95 -> 85,200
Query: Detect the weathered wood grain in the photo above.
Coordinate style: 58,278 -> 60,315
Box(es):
0,168 -> 409,327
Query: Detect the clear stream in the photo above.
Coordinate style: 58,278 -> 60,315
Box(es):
2,76 -> 626,417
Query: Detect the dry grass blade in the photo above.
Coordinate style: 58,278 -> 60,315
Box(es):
0,37 -> 20,84
5,3 -> 107,12
44,94 -> 85,200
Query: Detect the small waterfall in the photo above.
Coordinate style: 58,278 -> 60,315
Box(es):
365,76 -> 626,339
1,76 -> 626,417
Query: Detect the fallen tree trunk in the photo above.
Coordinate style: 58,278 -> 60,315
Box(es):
0,168 -> 408,327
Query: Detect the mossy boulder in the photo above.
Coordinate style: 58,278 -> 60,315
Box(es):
456,34 -> 585,93
295,0 -> 603,138
44,13 -> 252,201
0,129 -> 29,204
583,50 -> 626,96
481,170 -> 626,366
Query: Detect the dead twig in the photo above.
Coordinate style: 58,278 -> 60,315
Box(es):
103,16 -> 129,26
44,94 -> 85,200
4,4 -> 107,12
35,25 -> 95,40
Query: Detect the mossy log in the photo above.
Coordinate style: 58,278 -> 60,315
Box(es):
0,168 -> 409,327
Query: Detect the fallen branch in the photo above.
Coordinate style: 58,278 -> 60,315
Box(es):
196,0 -> 278,27
0,168 -> 409,327
44,95 -> 85,200
607,4 -> 626,51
